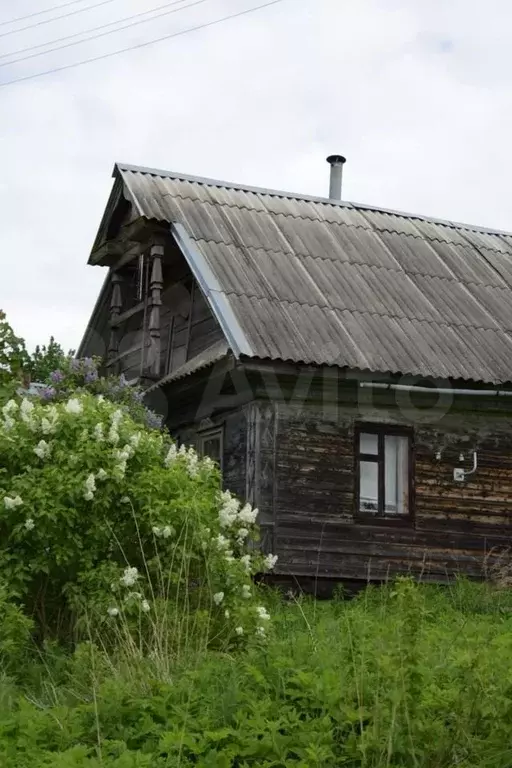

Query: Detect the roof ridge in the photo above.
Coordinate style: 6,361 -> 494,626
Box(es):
115,162 -> 512,237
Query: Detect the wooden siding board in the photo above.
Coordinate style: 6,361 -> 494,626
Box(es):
270,400 -> 512,582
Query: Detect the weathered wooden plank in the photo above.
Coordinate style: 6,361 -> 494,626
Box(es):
269,398 -> 512,583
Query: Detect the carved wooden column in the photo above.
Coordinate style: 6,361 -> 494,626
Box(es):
108,272 -> 123,368
147,243 -> 164,377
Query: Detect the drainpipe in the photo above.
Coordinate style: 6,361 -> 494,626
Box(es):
359,382 -> 512,397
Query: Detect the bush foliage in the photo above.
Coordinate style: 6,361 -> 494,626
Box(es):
0,313 -> 277,648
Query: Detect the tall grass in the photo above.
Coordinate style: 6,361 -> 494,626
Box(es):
5,578 -> 512,767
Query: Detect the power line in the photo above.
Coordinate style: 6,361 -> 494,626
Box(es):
0,0 -> 194,61
0,0 -> 210,66
0,0 -> 286,88
0,0 -> 120,39
0,0 -> 91,27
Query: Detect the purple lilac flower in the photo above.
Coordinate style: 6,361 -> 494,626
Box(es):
70,359 -> 81,372
119,374 -> 128,388
132,390 -> 145,404
83,357 -> 96,371
41,386 -> 56,401
85,370 -> 98,383
145,410 -> 163,430
50,370 -> 64,383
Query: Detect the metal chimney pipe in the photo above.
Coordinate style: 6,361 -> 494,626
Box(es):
326,154 -> 347,200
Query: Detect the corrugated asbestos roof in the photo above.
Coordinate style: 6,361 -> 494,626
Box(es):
115,162 -> 512,384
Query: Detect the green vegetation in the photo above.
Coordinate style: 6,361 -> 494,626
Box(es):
2,312 -> 512,766
4,580 -> 512,767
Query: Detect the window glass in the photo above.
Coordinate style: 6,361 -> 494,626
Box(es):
360,433 -> 378,455
360,461 -> 379,512
384,435 -> 409,514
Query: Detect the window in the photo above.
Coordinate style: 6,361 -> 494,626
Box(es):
198,428 -> 223,471
356,426 -> 412,518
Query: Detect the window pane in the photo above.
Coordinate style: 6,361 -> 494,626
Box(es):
385,435 -> 409,514
360,433 -> 378,455
360,461 -> 378,512
202,437 -> 221,465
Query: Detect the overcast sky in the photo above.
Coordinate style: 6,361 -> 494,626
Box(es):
1,0 -> 511,352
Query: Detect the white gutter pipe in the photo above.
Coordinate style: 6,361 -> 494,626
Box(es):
359,382 -> 512,397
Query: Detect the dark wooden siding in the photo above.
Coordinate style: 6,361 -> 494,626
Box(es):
267,400 -> 512,583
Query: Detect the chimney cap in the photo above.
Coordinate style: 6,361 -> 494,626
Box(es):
326,154 -> 347,166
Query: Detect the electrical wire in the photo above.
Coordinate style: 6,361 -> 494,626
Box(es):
0,0 -> 120,39
0,0 -> 91,27
1,0 -> 193,60
0,0 -> 286,87
0,0 -> 211,66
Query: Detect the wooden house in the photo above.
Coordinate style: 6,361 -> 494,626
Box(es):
78,156 -> 512,587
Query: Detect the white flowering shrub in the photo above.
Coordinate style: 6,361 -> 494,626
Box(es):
0,392 -> 277,647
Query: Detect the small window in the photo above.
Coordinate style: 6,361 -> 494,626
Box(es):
356,426 -> 411,518
198,428 -> 223,471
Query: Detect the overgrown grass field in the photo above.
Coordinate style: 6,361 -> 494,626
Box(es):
5,577 -> 512,768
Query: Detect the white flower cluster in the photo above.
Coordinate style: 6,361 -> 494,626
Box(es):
255,606 -> 271,639
164,444 -> 178,467
108,409 -> 123,445
152,524 -> 175,539
41,406 -> 59,435
213,591 -> 224,605
187,450 -> 199,477
164,443 -> 201,477
83,473 -> 96,501
96,468 -> 108,481
24,518 -> 35,531
65,398 -> 83,415
94,423 -> 104,442
219,491 -> 259,530
264,554 -> 278,572
2,399 -> 18,431
34,439 -> 51,460
20,399 -> 37,431
256,606 -> 270,622
114,444 -> 134,478
238,503 -> 259,526
120,566 -> 139,587
202,456 -> 216,471
218,492 -> 239,528
1,399 -> 59,436
3,494 -> 23,509
130,432 -> 142,449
